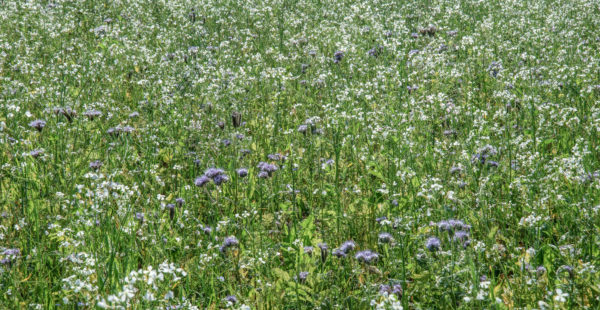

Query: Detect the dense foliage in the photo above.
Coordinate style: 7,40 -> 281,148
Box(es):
1,0 -> 600,308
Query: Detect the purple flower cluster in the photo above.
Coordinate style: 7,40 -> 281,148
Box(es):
89,160 -> 103,170
425,237 -> 441,252
355,250 -> 379,264
83,110 -> 102,120
257,162 -> 278,178
437,219 -> 471,232
333,51 -> 344,63
1,248 -> 20,265
236,168 -> 248,178
220,236 -> 239,253
378,232 -> 393,243
29,149 -> 44,158
29,120 -> 46,132
54,107 -> 77,122
195,168 -> 229,187
379,284 -> 403,298
333,240 -> 356,258
107,126 -> 134,136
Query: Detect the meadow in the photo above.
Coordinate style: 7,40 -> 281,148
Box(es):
1,0 -> 600,308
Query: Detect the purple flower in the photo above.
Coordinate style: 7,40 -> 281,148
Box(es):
355,250 -> 379,264
378,232 -> 393,243
29,149 -> 44,158
203,226 -> 212,234
54,107 -> 77,122
339,240 -> 356,253
379,284 -> 391,295
175,198 -> 185,206
559,265 -> 574,279
379,284 -> 402,297
332,249 -> 347,258
89,160 -> 103,170
220,236 -> 239,253
1,248 -> 20,266
129,112 -> 139,118
392,284 -> 403,297
224,295 -> 237,304
368,45 -> 383,57
438,220 -> 451,232
222,139 -> 231,146
303,246 -> 314,255
84,110 -> 102,120
453,230 -> 469,242
536,266 -> 546,276
122,126 -> 134,133
268,153 -> 286,161
135,212 -> 144,223
333,50 -> 344,63
213,174 -> 229,186
195,175 -> 210,187
29,120 -> 46,132
298,271 -> 309,283
107,127 -> 121,136
298,124 -> 308,134
236,168 -> 248,178
2,248 -> 20,257
375,216 -> 388,223
257,162 -> 278,177
204,168 -> 225,178
426,237 -> 441,252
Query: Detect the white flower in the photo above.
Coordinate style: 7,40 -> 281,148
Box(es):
554,288 -> 568,303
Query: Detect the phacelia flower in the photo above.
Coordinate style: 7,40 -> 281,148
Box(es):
89,160 -> 103,170
224,295 -> 237,304
355,250 -> 379,264
29,120 -> 46,132
426,237 -> 441,252
339,240 -> 356,253
220,236 -> 239,253
213,174 -> 229,185
195,175 -> 211,187
83,110 -> 102,120
236,168 -> 248,178
333,51 -> 344,63
378,232 -> 394,243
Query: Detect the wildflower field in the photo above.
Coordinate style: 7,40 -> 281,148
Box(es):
2,0 -> 600,308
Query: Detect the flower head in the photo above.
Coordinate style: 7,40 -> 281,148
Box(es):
236,168 -> 248,178
426,237 -> 441,252
89,160 -> 103,170
29,120 -> 46,132
355,250 -> 379,264
378,232 -> 394,244
333,50 -> 344,63
195,175 -> 210,187
220,236 -> 239,253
